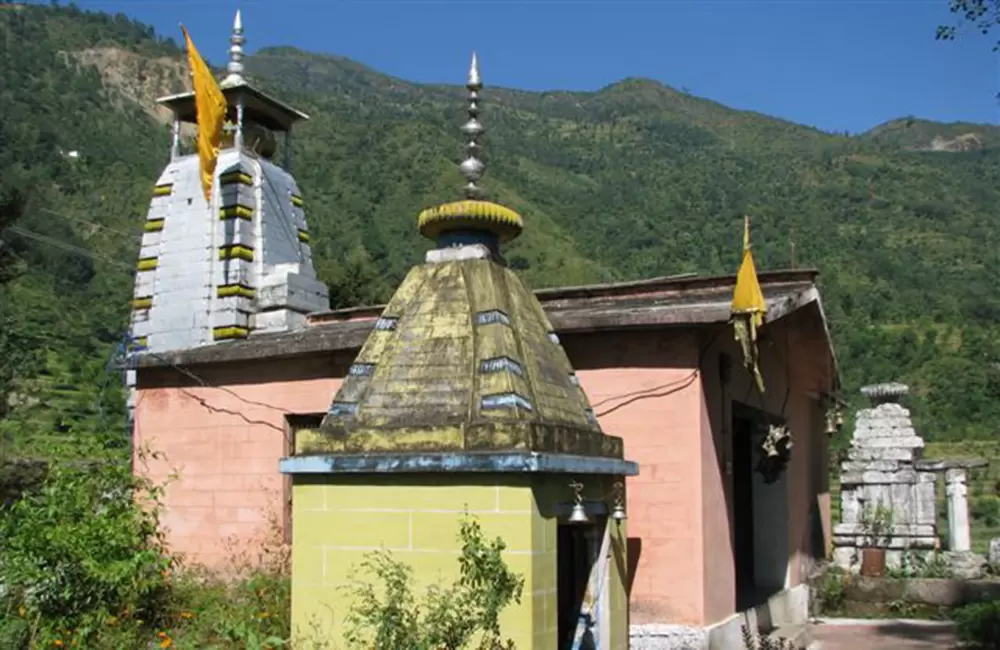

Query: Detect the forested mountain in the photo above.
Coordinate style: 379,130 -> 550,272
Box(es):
1,4 -> 998,453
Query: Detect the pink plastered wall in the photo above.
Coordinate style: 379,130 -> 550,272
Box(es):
134,354 -> 348,569
134,316 -> 834,627
697,306 -> 834,625
564,329 -> 707,626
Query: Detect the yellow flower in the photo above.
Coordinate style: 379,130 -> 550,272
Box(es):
53,641 -> 64,648
159,639 -> 173,649
180,611 -> 195,620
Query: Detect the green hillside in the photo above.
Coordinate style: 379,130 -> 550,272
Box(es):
1,4 -> 998,455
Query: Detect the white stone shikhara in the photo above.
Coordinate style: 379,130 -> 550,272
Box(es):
945,468 -> 971,553
130,149 -> 328,353
832,390 -> 939,571
128,12 -> 328,355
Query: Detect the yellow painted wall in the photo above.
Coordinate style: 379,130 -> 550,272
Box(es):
289,472 -> 629,650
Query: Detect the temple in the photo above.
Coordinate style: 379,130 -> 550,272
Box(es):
131,13 -> 842,649
283,54 -> 638,648
129,11 -> 328,354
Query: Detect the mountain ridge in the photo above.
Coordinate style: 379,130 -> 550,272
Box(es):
1,4 -> 998,451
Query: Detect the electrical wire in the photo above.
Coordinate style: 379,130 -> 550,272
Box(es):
4,225 -> 137,272
39,207 -> 144,242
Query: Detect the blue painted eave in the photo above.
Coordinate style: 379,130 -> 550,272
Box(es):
279,451 -> 639,477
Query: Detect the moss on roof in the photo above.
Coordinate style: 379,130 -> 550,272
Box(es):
297,257 -> 624,459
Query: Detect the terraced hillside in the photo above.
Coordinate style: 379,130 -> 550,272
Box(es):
1,4 -> 999,455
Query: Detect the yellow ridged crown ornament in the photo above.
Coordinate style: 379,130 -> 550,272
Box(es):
417,53 -> 524,246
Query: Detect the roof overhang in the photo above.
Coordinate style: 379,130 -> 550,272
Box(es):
156,82 -> 309,132
136,268 -> 839,392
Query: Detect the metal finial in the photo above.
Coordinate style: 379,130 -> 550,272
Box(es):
459,52 -> 485,199
224,9 -> 246,85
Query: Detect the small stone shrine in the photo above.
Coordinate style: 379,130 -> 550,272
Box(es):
833,383 -> 938,569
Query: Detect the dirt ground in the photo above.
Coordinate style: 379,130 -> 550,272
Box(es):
810,620 -> 958,650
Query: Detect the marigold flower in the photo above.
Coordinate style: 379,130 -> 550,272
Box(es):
159,640 -> 173,649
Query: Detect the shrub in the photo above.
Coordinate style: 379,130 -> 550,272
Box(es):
812,564 -> 849,615
161,568 -> 290,650
0,452 -> 171,647
953,600 -> 1000,649
343,515 -> 524,650
971,496 -> 1000,528
888,551 -> 953,579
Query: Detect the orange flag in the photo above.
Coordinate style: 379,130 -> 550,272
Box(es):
181,25 -> 227,203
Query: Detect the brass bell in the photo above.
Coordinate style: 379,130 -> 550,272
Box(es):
569,501 -> 591,524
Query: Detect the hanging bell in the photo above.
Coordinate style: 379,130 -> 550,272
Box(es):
611,502 -> 627,522
569,501 -> 591,524
825,412 -> 838,436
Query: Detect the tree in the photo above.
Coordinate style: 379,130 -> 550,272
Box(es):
0,181 -> 27,284
937,0 -> 1000,49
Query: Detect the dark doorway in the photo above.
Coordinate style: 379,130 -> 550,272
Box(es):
732,412 -> 757,612
732,403 -> 790,612
557,523 -> 598,649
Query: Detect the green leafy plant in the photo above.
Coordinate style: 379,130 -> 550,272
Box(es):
860,501 -> 895,548
887,551 -> 954,579
0,449 -> 172,648
343,515 -> 524,650
813,565 -> 850,614
888,598 -> 919,618
971,496 -> 1000,528
953,599 -> 1000,649
741,624 -> 794,650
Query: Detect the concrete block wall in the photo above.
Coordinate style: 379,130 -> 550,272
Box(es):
289,473 -> 628,650
133,357 -> 341,568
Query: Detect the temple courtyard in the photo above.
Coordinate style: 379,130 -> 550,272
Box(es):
809,619 -> 958,650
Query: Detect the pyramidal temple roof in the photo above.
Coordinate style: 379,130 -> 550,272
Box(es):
297,55 -> 624,461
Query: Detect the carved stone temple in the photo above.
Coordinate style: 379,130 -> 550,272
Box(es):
833,383 -> 992,574
833,383 -> 938,569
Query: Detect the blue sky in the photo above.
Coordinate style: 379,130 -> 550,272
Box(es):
73,0 -> 998,134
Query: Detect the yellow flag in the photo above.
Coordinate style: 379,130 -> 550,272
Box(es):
731,215 -> 767,325
731,215 -> 767,392
181,25 -> 227,203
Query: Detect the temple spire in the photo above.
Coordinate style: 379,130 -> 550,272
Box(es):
416,52 -> 523,248
222,9 -> 246,87
459,52 -> 485,199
